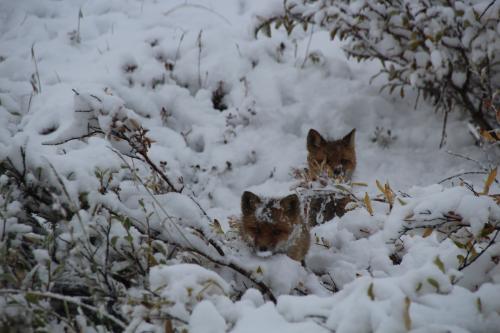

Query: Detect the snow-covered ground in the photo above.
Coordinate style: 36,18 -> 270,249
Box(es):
1,0 -> 499,332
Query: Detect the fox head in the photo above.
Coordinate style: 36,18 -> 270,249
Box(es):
307,128 -> 356,180
240,191 -> 302,257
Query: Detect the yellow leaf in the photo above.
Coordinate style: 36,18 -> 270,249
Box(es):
256,266 -> 263,274
480,130 -> 496,142
490,194 -> 500,205
385,183 -> 394,205
165,319 -> 174,333
422,228 -> 433,238
482,167 -> 497,195
364,192 -> 374,216
376,180 -> 385,193
404,297 -> 412,330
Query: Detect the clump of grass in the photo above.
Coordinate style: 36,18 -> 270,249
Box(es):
212,81 -> 228,111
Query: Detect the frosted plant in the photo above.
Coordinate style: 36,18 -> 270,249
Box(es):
256,0 -> 500,138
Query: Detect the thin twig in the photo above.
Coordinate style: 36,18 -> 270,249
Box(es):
186,247 -> 277,303
196,30 -> 203,89
301,25 -> 314,69
173,31 -> 186,69
439,108 -> 449,148
459,229 -> 499,271
31,43 -> 41,94
479,0 -> 497,19
163,4 -> 232,26
42,130 -> 104,146
0,290 -> 127,329
137,149 -> 181,192
105,199 -> 276,302
438,171 -> 488,184
110,148 -> 193,247
446,151 -> 486,170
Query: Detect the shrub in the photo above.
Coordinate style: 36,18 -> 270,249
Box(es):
256,0 -> 500,140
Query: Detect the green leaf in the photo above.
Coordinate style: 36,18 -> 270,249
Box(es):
434,256 -> 445,273
138,198 -> 145,209
415,282 -> 423,292
409,39 -> 421,50
302,21 -> 308,31
330,27 -> 340,40
25,292 -> 40,305
435,31 -> 444,42
0,273 -> 17,285
123,218 -> 131,230
111,236 -> 119,247
263,22 -> 271,38
427,278 -> 440,292
476,297 -> 482,313
367,283 -> 375,300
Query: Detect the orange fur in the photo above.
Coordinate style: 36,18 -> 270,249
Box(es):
240,191 -> 310,262
307,128 -> 356,180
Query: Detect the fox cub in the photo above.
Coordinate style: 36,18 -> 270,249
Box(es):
306,128 -> 356,225
307,128 -> 356,180
240,191 -> 310,262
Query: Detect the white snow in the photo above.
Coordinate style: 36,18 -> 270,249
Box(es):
0,0 -> 499,332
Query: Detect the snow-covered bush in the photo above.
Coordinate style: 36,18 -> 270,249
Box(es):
256,0 -> 500,139
1,0 -> 499,331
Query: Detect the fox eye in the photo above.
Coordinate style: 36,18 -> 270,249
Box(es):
272,230 -> 282,236
341,159 -> 350,165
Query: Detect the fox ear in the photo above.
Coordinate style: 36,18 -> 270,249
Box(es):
241,191 -> 261,215
280,194 -> 300,217
342,129 -> 356,148
307,129 -> 326,151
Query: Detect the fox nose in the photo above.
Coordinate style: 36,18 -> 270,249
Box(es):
333,166 -> 343,176
258,246 -> 268,252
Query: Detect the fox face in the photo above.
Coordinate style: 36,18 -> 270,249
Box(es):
240,191 -> 310,261
307,128 -> 356,180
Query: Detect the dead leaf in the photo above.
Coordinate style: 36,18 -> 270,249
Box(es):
482,167 -> 497,195
364,192 -> 374,216
404,297 -> 412,330
422,228 -> 433,238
